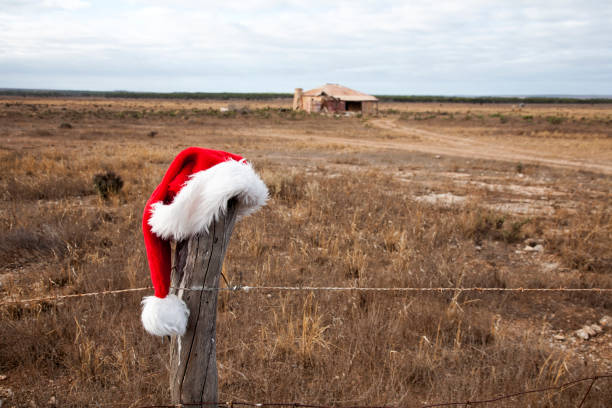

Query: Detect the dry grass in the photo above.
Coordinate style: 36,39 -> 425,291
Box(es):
386,103 -> 612,163
0,98 -> 611,407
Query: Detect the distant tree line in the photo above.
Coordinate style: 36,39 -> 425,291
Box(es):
0,89 -> 291,100
375,94 -> 612,104
1,88 -> 611,104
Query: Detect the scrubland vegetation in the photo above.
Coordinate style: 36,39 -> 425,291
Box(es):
0,98 -> 610,407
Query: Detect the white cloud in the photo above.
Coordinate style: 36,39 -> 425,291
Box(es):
0,0 -> 611,94
42,0 -> 91,10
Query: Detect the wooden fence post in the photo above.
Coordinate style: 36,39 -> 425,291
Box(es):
169,198 -> 238,405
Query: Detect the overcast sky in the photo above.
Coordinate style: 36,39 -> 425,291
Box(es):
1,0 -> 611,95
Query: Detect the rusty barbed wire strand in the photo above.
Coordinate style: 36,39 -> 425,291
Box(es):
1,285 -> 611,307
134,374 -> 610,408
179,285 -> 612,293
140,404 -> 395,408
0,286 -> 154,306
421,374 -> 611,407
1,289 -> 609,406
577,377 -> 597,408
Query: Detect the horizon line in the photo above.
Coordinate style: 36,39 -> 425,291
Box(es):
1,87 -> 612,100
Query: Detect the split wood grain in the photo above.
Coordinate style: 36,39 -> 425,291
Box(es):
169,198 -> 238,405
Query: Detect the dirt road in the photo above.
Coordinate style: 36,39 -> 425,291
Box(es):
371,118 -> 612,175
258,118 -> 612,175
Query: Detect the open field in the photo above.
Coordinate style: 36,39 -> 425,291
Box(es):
0,97 -> 611,407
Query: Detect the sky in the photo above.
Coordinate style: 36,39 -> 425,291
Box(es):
1,0 -> 611,95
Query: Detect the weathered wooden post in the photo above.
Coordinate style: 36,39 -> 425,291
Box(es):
140,147 -> 267,407
169,198 -> 238,405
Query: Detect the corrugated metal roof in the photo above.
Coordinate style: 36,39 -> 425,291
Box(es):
302,83 -> 378,102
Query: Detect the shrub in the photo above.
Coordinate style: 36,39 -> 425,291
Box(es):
546,116 -> 564,125
463,210 -> 530,244
93,171 -> 123,199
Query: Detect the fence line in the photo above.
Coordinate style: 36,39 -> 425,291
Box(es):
2,288 -> 610,406
1,285 -> 611,307
135,374 -> 610,408
0,286 -> 153,306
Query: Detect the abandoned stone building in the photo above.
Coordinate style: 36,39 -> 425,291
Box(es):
293,83 -> 378,115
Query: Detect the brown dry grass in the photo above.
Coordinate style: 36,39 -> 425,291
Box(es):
0,98 -> 610,407
384,103 -> 612,163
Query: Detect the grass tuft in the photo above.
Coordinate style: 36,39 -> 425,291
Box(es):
93,171 -> 124,199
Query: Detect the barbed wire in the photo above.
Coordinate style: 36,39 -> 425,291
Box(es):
135,374 -> 610,408
1,285 -> 611,307
0,286 -> 153,306
420,374 -> 609,407
199,285 -> 612,294
2,288 -> 610,407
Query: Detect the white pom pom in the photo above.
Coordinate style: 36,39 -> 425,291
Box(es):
141,294 -> 189,336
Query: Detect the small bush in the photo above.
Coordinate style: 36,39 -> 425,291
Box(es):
59,122 -> 73,129
546,116 -> 564,125
93,171 -> 123,199
489,113 -> 507,123
504,219 -> 531,243
463,210 -> 530,244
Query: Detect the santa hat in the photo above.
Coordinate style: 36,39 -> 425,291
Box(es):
141,147 -> 268,336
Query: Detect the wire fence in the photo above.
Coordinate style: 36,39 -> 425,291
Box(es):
2,283 -> 611,407
135,374 -> 610,408
1,284 -> 611,307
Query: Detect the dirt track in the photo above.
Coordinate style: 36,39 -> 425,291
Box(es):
260,118 -> 612,175
371,119 -> 612,175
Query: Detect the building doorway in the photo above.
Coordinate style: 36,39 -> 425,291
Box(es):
345,101 -> 362,112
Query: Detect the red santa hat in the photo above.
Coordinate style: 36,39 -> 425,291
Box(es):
141,147 -> 268,336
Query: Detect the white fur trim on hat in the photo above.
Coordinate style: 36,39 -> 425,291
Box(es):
148,159 -> 268,241
141,294 -> 189,337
